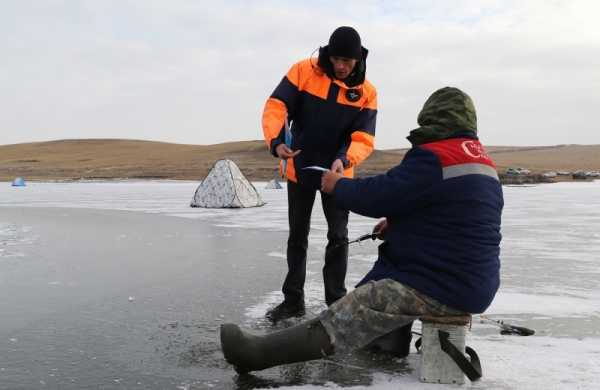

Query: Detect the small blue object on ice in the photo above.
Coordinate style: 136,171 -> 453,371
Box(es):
11,177 -> 26,187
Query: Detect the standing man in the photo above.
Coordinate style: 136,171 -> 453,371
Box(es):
262,26 -> 378,321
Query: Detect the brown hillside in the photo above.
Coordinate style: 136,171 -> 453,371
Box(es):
1,139 -> 599,181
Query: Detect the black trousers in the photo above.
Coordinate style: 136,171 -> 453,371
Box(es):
282,180 -> 349,306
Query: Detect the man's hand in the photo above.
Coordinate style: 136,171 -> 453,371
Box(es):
372,218 -> 388,239
321,170 -> 343,194
276,143 -> 301,159
330,159 -> 345,174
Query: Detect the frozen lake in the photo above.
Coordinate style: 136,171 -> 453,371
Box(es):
1,180 -> 599,389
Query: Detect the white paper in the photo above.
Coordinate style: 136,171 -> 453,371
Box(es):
302,166 -> 330,172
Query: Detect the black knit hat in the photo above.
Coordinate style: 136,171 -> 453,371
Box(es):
328,26 -> 362,60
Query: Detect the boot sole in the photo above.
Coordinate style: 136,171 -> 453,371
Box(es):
265,309 -> 306,323
220,324 -> 250,374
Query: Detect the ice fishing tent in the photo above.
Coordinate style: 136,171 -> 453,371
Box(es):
190,159 -> 265,208
265,178 -> 283,189
11,177 -> 26,187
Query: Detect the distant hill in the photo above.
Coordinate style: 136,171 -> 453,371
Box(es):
1,139 -> 599,181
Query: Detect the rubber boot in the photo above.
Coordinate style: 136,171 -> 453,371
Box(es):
220,318 -> 334,374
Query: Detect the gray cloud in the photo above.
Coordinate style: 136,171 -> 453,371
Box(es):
1,0 -> 599,148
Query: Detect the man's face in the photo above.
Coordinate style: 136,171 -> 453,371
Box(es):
329,56 -> 357,80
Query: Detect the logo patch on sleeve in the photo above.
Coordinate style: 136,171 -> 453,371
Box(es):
461,140 -> 490,159
346,88 -> 362,102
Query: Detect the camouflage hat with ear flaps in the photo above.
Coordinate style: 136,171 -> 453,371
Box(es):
407,87 -> 478,146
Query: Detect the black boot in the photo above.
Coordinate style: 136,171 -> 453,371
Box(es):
265,300 -> 305,323
220,318 -> 333,373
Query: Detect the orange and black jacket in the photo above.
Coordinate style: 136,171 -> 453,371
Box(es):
262,46 -> 377,188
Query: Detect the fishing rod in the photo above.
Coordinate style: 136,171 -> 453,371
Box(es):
333,232 -> 379,249
347,232 -> 379,245
411,315 -> 535,338
478,314 -> 535,336
334,233 -> 536,337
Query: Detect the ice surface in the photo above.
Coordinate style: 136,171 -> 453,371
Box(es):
1,180 -> 599,389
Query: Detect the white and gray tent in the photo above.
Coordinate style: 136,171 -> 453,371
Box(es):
265,178 -> 283,189
190,159 -> 265,208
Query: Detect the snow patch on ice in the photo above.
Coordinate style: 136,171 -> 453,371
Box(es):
489,291 -> 600,316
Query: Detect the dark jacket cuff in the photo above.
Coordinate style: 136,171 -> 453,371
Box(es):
336,153 -> 350,168
270,139 -> 283,158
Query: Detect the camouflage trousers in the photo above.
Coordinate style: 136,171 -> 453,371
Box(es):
318,278 -> 467,353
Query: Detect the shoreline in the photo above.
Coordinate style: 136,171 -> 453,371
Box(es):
3,139 -> 600,183
4,175 -> 597,186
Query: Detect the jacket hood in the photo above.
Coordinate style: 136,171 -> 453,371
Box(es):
317,45 -> 368,88
407,87 -> 478,146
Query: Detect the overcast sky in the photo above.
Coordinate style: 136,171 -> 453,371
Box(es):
1,0 -> 599,149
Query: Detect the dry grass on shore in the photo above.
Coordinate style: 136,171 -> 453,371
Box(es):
1,139 -> 599,182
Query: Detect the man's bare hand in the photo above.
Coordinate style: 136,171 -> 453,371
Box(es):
321,170 -> 343,194
372,218 -> 388,239
276,143 -> 301,159
330,159 -> 345,174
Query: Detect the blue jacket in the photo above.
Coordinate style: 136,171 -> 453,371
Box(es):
333,136 -> 503,313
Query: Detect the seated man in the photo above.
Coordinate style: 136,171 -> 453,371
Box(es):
220,87 -> 503,374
